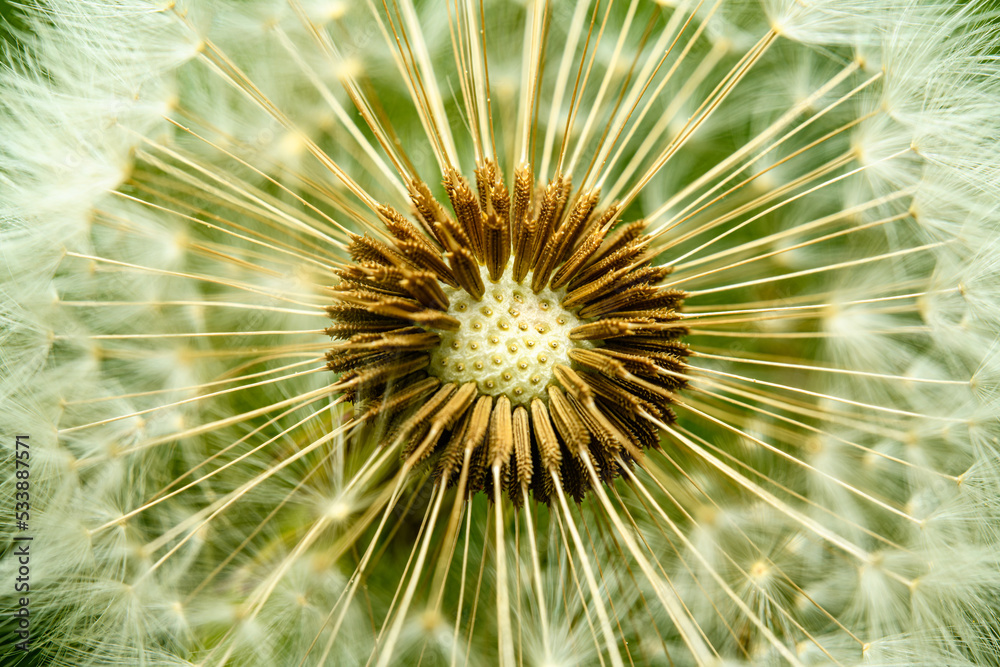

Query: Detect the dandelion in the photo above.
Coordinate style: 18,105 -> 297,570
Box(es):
1,0 -> 998,666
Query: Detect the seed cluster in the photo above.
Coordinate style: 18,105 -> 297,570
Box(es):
326,160 -> 690,504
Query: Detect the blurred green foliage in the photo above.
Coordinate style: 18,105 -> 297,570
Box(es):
0,0 -> 27,49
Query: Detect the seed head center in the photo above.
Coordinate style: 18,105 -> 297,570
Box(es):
429,264 -> 587,405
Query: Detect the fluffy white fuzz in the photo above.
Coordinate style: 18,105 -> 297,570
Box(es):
1,1 -> 998,666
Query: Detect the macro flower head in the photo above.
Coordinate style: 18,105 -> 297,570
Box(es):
1,0 -> 999,666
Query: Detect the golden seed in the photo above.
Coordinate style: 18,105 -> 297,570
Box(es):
455,363 -> 465,371
482,307 -> 492,315
518,362 -> 528,370
472,322 -> 482,330
530,375 -> 541,384
513,387 -> 524,395
526,340 -> 535,347
503,373 -> 512,381
475,362 -> 483,370
451,341 -> 460,349
470,342 -> 478,350
485,380 -> 495,389
508,344 -> 518,353
493,356 -> 502,365
538,355 -> 548,363
490,335 -> 500,344
549,341 -> 559,349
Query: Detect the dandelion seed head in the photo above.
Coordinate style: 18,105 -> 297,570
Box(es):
326,157 -> 691,503
2,0 -> 1000,665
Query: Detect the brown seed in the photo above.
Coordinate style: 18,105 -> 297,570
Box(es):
444,167 -> 485,261
530,398 -> 561,501
407,177 -> 454,246
511,406 -> 533,491
489,395 -> 514,468
446,245 -> 485,300
511,163 -> 533,239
